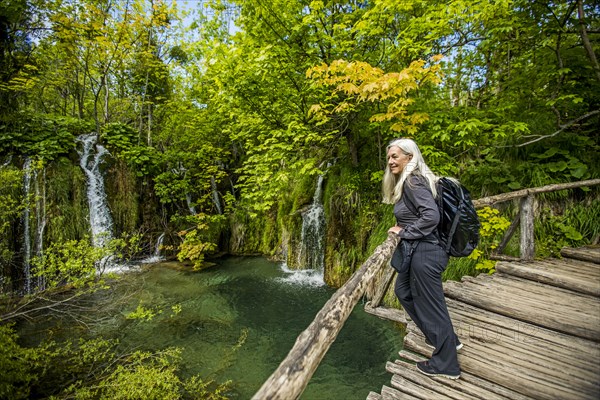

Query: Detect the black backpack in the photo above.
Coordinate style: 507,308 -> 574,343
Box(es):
404,176 -> 480,257
434,177 -> 480,257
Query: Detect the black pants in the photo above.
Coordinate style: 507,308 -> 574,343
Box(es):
394,240 -> 461,374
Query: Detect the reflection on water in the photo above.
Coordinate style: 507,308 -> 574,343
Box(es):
18,256 -> 404,399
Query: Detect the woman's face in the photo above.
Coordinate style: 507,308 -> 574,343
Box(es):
387,145 -> 412,175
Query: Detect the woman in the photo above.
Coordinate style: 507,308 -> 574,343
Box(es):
383,137 -> 461,380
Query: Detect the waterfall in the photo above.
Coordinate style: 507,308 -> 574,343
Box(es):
21,158 -> 47,292
211,176 -> 222,214
22,158 -> 32,293
141,232 -> 166,264
77,133 -> 114,248
34,166 -> 46,290
297,175 -> 326,272
186,193 -> 197,215
2,155 -> 12,167
279,175 -> 326,286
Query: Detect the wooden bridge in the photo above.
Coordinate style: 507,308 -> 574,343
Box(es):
252,179 -> 600,400
366,245 -> 599,400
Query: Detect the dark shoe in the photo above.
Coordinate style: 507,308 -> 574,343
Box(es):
416,361 -> 461,380
425,338 -> 463,351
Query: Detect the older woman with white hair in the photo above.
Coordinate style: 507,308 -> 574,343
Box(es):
384,137 -> 462,380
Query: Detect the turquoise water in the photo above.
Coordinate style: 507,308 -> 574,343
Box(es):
21,256 -> 404,399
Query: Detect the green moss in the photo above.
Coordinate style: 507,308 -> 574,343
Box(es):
105,160 -> 139,236
228,207 -> 280,256
45,157 -> 89,243
0,167 -> 24,275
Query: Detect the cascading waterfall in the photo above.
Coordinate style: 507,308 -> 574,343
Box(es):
2,155 -> 12,167
211,176 -> 222,214
172,163 -> 197,215
21,158 -> 47,292
34,166 -> 46,290
279,175 -> 326,287
298,175 -> 326,271
186,193 -> 197,215
141,232 -> 166,264
22,157 -> 32,293
77,133 -> 114,248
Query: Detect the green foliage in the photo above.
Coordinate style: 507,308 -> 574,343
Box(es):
0,324 -> 230,400
44,157 -> 89,243
563,198 -> 600,244
32,238 -> 105,290
530,147 -> 591,181
125,304 -> 161,321
442,256 -> 478,282
0,114 -> 93,159
0,167 -> 24,271
535,200 -> 598,258
468,207 -> 512,274
328,240 -> 361,287
176,214 -> 220,270
31,234 -> 140,291
105,160 -> 140,236
101,122 -> 159,177
101,123 -> 138,152
0,323 -> 37,399
307,57 -> 443,134
120,146 -> 159,177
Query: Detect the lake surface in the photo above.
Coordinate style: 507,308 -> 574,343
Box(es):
20,256 -> 404,399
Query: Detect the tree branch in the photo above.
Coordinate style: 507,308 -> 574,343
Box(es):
513,109 -> 600,147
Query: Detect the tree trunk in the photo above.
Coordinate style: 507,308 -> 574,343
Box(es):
577,0 -> 600,81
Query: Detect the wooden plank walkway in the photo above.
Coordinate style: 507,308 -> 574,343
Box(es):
367,246 -> 600,400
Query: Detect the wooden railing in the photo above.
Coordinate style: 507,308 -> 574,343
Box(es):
472,178 -> 600,261
251,234 -> 399,400
252,178 -> 599,399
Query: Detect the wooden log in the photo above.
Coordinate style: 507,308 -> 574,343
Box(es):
496,261 -> 600,296
444,299 -> 600,364
443,277 -> 600,341
364,303 -> 407,325
397,351 -> 534,400
251,234 -> 399,400
459,285 -> 597,336
381,385 -> 415,400
488,254 -> 521,262
519,195 -> 535,261
367,392 -> 383,400
538,258 -> 600,274
561,246 -> 600,264
390,374 -> 458,399
472,178 -> 600,208
455,346 -> 580,400
370,265 -> 397,308
387,359 -> 512,400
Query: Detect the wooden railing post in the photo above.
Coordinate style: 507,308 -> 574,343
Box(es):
519,194 -> 535,261
369,266 -> 396,308
251,234 -> 399,400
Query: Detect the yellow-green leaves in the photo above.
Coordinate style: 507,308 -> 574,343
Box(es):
176,214 -> 218,270
307,56 -> 443,133
469,206 -> 511,274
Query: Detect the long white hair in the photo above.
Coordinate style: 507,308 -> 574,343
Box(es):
382,138 -> 439,204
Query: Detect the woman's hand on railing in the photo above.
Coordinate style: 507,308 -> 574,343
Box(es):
388,225 -> 402,236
